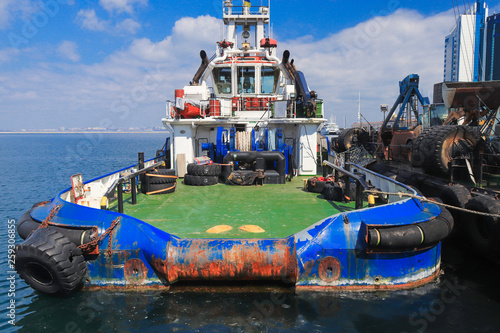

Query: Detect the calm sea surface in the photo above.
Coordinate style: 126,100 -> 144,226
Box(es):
1,133 -> 500,333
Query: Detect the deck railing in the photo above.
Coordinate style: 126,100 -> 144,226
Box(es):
164,98 -> 298,120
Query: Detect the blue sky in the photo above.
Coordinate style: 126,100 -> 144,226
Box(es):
1,0 -> 500,130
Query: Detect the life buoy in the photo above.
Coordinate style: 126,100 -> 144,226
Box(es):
15,228 -> 87,295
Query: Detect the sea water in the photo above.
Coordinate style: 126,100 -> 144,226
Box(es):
0,133 -> 499,333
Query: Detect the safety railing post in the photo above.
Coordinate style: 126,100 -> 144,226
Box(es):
355,180 -> 363,209
131,177 -> 137,205
117,181 -> 124,214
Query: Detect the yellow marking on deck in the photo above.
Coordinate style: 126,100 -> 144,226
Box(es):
239,225 -> 265,233
206,225 -> 233,233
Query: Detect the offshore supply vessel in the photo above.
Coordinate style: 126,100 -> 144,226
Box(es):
14,1 -> 452,296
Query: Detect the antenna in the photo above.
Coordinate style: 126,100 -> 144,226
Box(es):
358,92 -> 361,127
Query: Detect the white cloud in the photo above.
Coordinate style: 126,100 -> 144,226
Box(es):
0,0 -> 37,29
99,0 -> 147,14
0,10 -> 455,130
279,9 -> 454,125
0,48 -> 20,62
0,0 -> 11,28
76,9 -> 142,35
76,9 -> 107,31
0,15 -> 220,129
116,18 -> 141,34
57,41 -> 80,62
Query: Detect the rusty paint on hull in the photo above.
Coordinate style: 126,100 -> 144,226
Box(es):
295,268 -> 440,292
142,237 -> 299,285
124,258 -> 149,285
163,237 -> 297,283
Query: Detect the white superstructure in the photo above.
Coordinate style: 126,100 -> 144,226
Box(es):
162,0 -> 325,177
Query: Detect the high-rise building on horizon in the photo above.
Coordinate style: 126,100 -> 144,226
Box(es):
484,13 -> 500,80
443,1 -> 488,82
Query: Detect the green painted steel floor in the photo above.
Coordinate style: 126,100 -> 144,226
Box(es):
112,177 -> 364,239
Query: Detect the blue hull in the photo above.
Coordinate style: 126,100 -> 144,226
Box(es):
26,164 -> 445,291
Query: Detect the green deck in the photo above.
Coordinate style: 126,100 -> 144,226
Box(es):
111,177 -> 364,239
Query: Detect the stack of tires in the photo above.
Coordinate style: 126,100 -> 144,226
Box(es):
184,163 -> 221,186
143,169 -> 177,195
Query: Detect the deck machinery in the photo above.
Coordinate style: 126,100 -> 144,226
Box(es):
378,74 -> 430,161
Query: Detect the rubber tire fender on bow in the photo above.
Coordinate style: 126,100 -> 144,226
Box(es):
15,228 -> 87,295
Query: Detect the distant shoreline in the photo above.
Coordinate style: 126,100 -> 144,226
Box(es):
0,131 -> 167,134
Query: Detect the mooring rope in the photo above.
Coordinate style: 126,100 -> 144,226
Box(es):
364,190 -> 500,219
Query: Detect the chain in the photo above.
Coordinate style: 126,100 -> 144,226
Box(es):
38,205 -> 62,229
34,203 -> 120,256
365,190 -> 500,219
33,200 -> 51,208
78,217 -> 121,256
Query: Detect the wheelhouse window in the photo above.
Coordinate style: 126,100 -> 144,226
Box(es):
213,67 -> 232,95
237,66 -> 255,94
261,66 -> 279,94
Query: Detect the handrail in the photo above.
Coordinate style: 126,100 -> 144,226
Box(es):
322,160 -> 368,209
102,156 -> 166,213
102,160 -> 165,199
322,161 -> 369,189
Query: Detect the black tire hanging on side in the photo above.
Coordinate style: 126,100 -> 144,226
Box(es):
464,196 -> 500,256
15,228 -> 87,295
184,174 -> 218,186
186,163 -> 221,176
147,182 -> 177,195
147,169 -> 177,184
395,171 -> 417,187
439,184 -> 471,240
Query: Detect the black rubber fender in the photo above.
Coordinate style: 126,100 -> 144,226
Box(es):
15,228 -> 87,295
367,206 -> 454,250
17,209 -> 94,245
463,196 -> 500,256
438,184 -> 471,236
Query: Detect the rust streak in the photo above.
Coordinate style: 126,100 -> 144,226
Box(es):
165,239 -> 297,284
